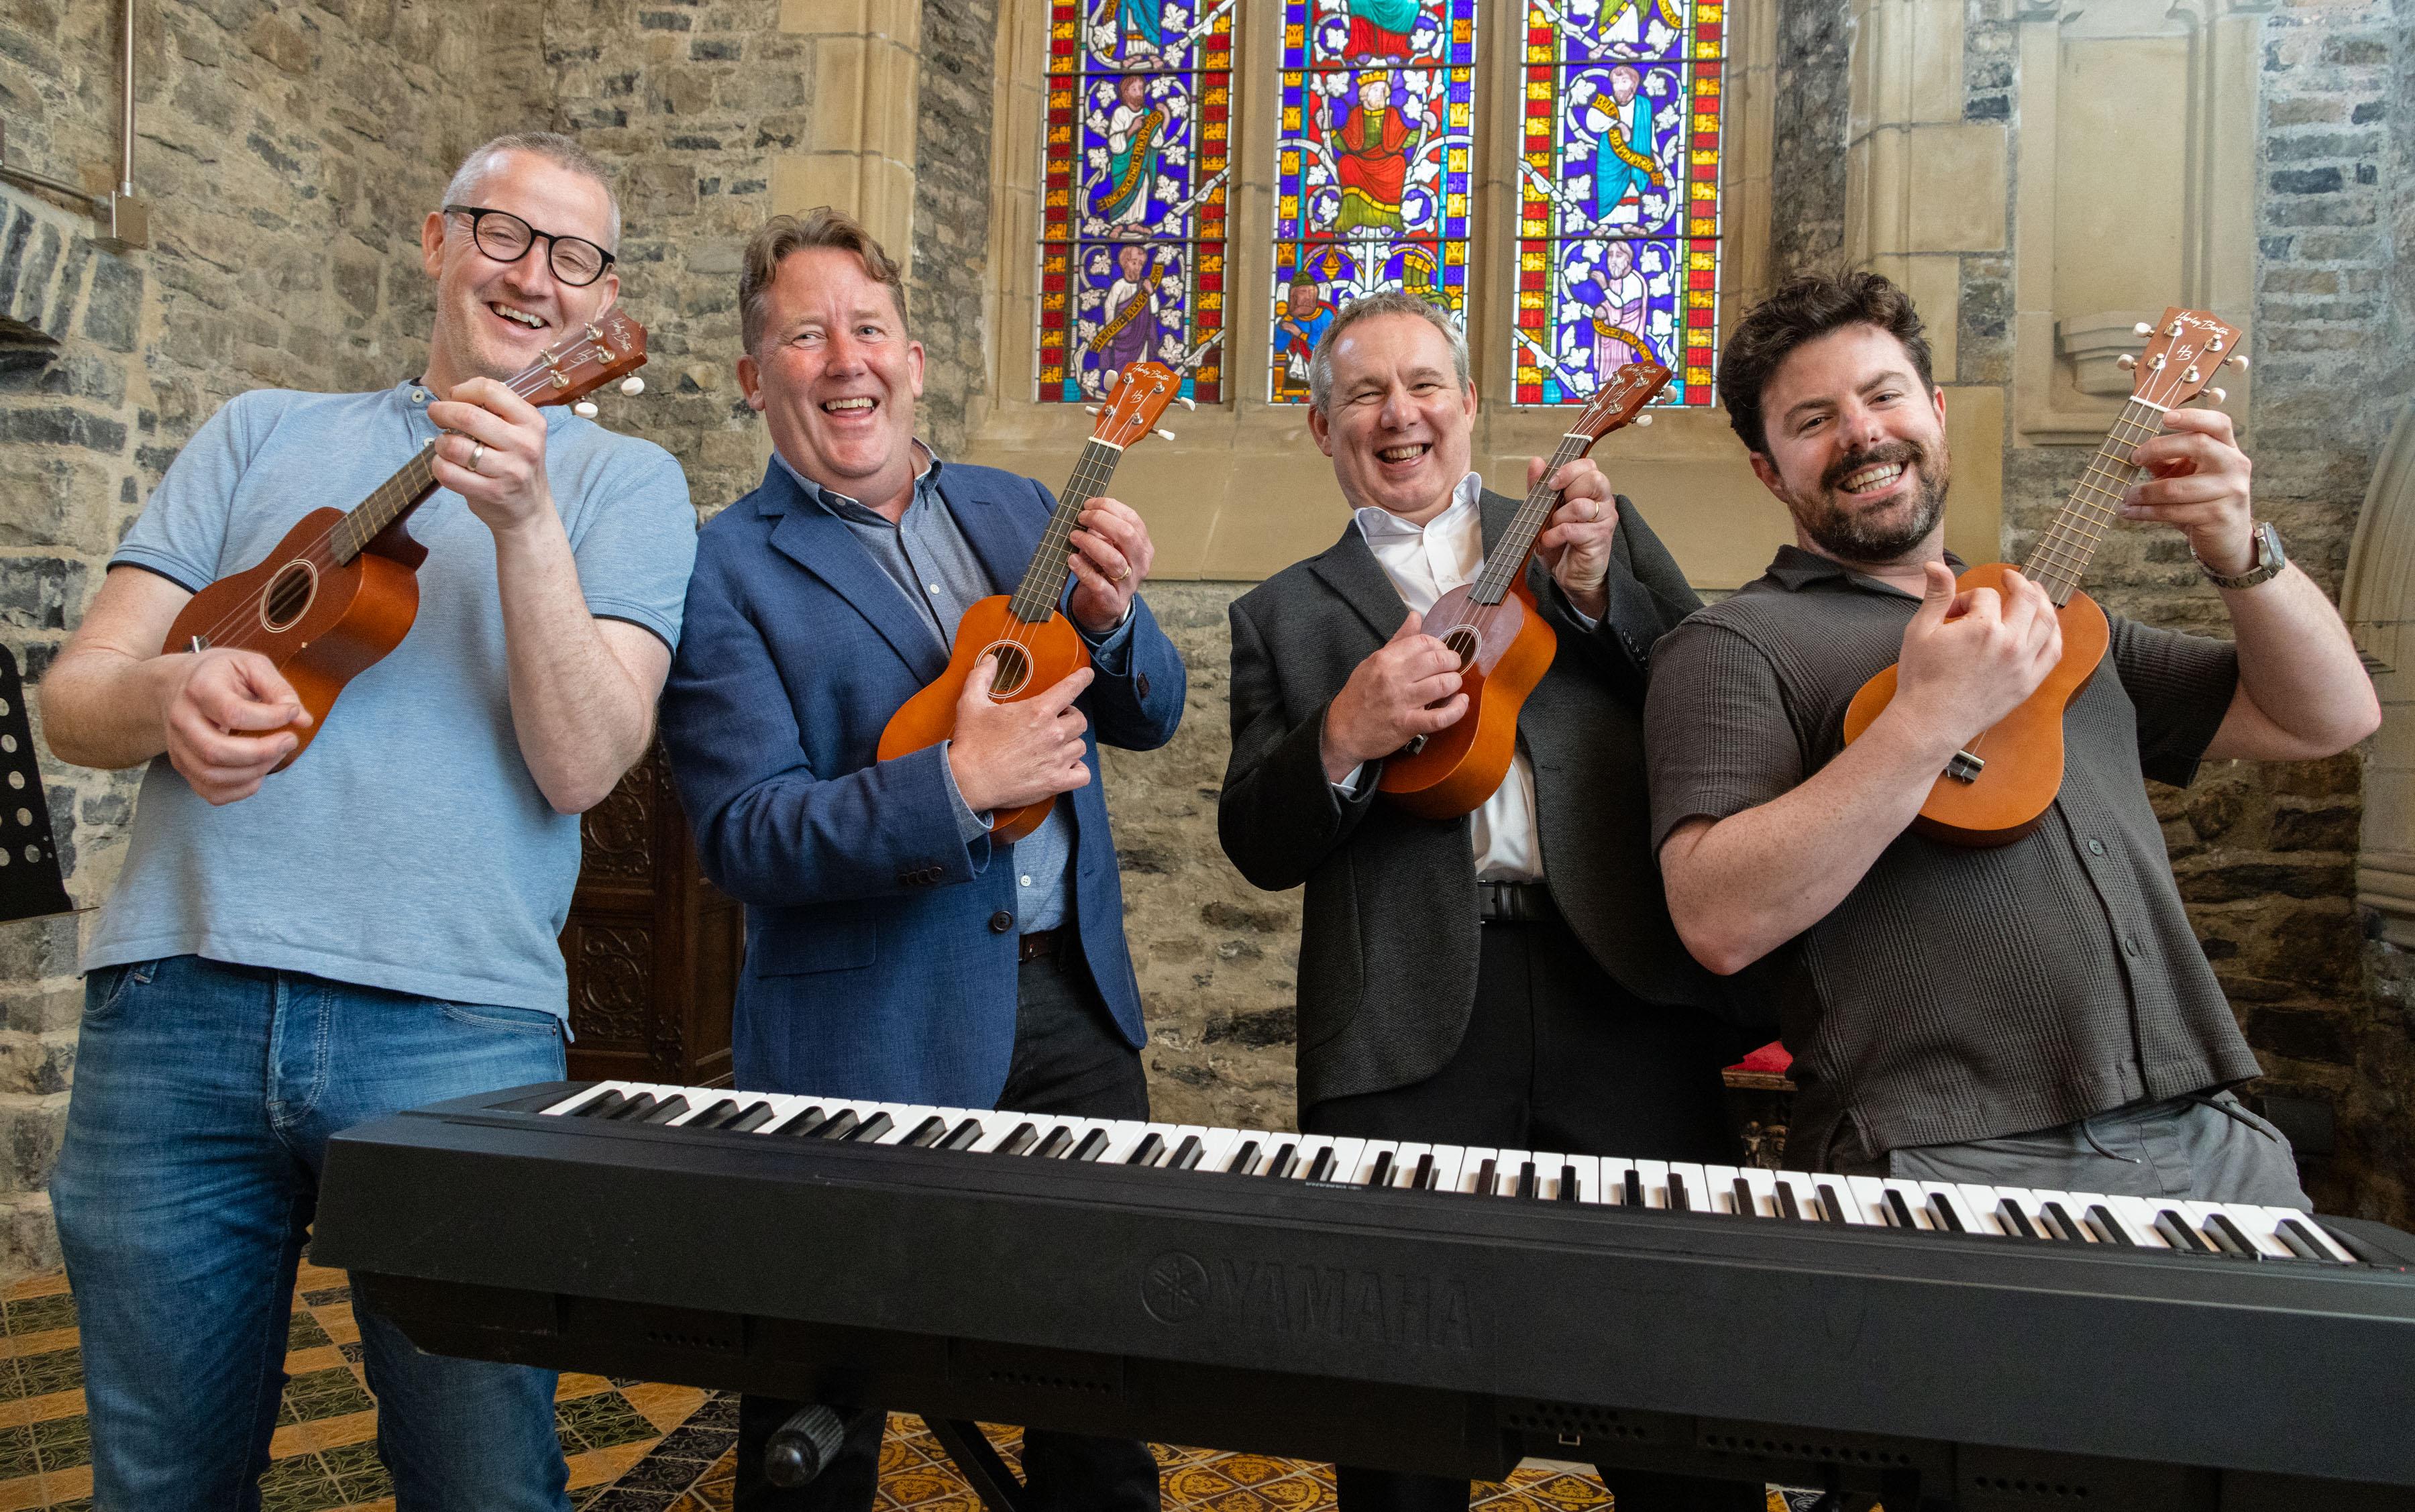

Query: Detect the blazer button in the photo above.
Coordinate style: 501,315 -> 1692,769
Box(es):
989,910 -> 1015,932
1136,673 -> 1151,699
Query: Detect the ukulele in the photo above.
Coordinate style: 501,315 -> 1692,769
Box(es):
1379,360 -> 1672,820
1839,306 -> 2244,846
162,315 -> 649,770
876,361 -> 1185,843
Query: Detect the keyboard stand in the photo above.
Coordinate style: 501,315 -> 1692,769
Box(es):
928,1417 -> 1036,1512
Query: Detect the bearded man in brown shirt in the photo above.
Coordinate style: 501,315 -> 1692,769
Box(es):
1645,272 -> 2378,1207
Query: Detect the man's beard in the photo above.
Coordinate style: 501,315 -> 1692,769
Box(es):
1792,440 -> 1949,562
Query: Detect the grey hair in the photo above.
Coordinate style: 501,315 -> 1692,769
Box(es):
441,132 -> 622,252
1307,290 -> 1471,415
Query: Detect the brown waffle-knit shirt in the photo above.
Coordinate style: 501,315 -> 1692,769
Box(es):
1645,547 -> 2258,1167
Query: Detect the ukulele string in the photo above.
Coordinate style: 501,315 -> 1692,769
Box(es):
183,350 -> 598,653
1452,431 -> 1593,643
1000,439 -> 1116,669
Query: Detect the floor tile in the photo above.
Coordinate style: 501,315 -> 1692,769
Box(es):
8,1356 -> 76,1404
279,1367 -> 377,1425
25,1417 -> 87,1475
0,1429 -> 35,1482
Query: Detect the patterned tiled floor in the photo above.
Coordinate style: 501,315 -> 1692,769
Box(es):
0,1267 -> 1818,1512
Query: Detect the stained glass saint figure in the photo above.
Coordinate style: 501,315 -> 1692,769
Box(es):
1589,241 -> 1656,376
1118,0 -> 1163,56
1313,72 -> 1433,239
1274,267 -> 1340,396
1344,0 -> 1422,56
1091,241 -> 1163,394
1587,64 -> 1665,227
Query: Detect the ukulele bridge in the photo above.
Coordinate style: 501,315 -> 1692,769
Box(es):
1945,749 -> 1986,784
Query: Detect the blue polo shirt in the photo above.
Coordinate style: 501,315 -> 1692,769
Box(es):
85,380 -> 697,1016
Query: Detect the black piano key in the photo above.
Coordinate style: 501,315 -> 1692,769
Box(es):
1266,1142 -> 1299,1179
1517,1160 -> 1539,1200
1559,1164 -> 1579,1203
1882,1189 -> 1919,1230
1305,1147 -> 1336,1183
1127,1133 -> 1166,1167
1926,1193 -> 1964,1234
812,1109 -> 862,1140
686,1099 -> 743,1130
1226,1140 -> 1260,1175
997,1122 -> 1039,1156
1032,1126 -> 1073,1159
1733,1178 -> 1760,1218
2274,1217 -> 2334,1262
2039,1200 -> 2086,1243
639,1095 -> 692,1126
1623,1170 -> 1645,1207
570,1089 -> 628,1119
1474,1158 -> 1497,1197
1413,1153 -> 1436,1190
1815,1182 -> 1850,1224
780,1105 -> 828,1138
726,1101 -> 777,1133
939,1118 -> 985,1151
606,1092 -> 660,1122
902,1116 -> 947,1148
1776,1183 -> 1803,1222
1668,1172 -> 1691,1212
845,1112 -> 894,1144
1170,1135 -> 1203,1171
1070,1128 -> 1111,1162
1364,1150 -> 1394,1189
2203,1211 -> 2265,1260
2086,1204 -> 2135,1247
2153,1209 -> 2215,1254
1996,1200 -> 2043,1240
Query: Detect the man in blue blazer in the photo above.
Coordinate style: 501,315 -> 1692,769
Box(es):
660,209 -> 1183,1512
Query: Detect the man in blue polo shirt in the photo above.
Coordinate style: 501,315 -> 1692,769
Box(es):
38,133 -> 696,1510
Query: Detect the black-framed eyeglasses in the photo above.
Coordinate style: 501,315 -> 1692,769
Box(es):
442,204 -> 615,288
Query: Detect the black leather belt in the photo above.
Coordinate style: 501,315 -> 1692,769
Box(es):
1477,880 -> 1556,926
1018,928 -> 1061,963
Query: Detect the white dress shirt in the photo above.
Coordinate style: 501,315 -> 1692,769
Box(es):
1337,472 -> 1544,881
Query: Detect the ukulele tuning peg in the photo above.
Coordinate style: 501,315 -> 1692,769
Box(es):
1176,396 -> 1197,411
2226,353 -> 2250,370
2209,386 -> 2227,403
2115,354 -> 2138,371
1084,404 -> 1102,416
2184,366 -> 2201,384
2166,320 -> 2184,337
1155,427 -> 1178,442
619,376 -> 645,396
573,400 -> 600,419
2133,321 -> 2155,337
1633,413 -> 1654,426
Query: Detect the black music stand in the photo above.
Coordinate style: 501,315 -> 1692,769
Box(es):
0,648 -> 71,924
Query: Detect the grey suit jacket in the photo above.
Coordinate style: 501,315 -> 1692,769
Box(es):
1218,492 -> 1733,1110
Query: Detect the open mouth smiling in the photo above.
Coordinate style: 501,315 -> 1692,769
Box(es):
489,301 -> 547,331
821,396 -> 877,415
1377,443 -> 1430,465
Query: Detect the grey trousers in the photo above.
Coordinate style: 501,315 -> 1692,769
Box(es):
1841,1091 -> 2313,1210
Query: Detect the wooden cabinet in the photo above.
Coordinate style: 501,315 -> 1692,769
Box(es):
558,745 -> 742,1087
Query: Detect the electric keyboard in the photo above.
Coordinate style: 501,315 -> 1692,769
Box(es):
315,1080 -> 2415,1511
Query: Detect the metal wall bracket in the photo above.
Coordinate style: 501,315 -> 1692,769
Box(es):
0,1 -> 148,251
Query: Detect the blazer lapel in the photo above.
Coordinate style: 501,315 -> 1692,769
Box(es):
1307,520 -> 1409,642
938,469 -> 1046,605
757,462 -> 949,684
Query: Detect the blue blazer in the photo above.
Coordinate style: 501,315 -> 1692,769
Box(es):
659,458 -> 1186,1108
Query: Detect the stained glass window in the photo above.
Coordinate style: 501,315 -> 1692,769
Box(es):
1038,0 -> 1234,404
1513,0 -> 1724,405
1269,0 -> 1480,404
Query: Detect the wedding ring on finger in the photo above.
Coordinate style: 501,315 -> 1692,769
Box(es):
1112,564 -> 1131,584
467,440 -> 486,475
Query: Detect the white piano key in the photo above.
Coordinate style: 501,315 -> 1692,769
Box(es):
1421,1145 -> 1466,1193
1917,1181 -> 1988,1236
1770,1169 -> 1825,1220
1362,1142 -> 1426,1188
542,1082 -> 627,1116
1875,1178 -> 1937,1230
1191,1126 -> 1242,1174
1666,1162 -> 1710,1211
1454,1148 -> 1499,1195
2062,1192 -> 2145,1246
1843,1176 -> 1898,1226
1599,1157 -> 1637,1205
1633,1159 -> 1672,1208
1562,1155 -> 1603,1204
1524,1152 -> 1571,1201
1491,1149 -> 1539,1198
1703,1164 -> 1746,1214
2241,1204 -> 2355,1263
1737,1166 -> 1782,1217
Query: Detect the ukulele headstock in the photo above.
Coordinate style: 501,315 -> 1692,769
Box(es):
1570,361 -> 1674,441
2123,308 -> 2243,408
514,315 -> 651,411
1091,362 -> 1182,449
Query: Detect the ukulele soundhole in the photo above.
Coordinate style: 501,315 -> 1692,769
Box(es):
260,561 -> 318,633
1441,625 -> 1482,671
980,641 -> 1034,698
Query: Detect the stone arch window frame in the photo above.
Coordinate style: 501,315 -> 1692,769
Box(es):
975,0 -> 1785,584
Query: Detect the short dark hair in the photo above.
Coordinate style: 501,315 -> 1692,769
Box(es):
739,208 -> 909,354
1716,271 -> 1935,456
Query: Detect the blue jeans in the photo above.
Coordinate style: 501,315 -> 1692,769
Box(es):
52,955 -> 572,1512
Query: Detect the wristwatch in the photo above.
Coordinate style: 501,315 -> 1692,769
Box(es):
2196,521 -> 2286,589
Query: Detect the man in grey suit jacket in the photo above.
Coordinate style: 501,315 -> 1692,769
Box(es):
1219,292 -> 1758,1512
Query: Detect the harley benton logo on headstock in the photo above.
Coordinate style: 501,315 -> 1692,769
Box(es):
1142,1251 -> 1477,1352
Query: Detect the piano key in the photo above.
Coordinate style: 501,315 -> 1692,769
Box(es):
1472,1156 -> 1498,1197
2037,1199 -> 2090,1243
1032,1124 -> 1074,1159
1768,1171 -> 1826,1222
1363,1149 -> 1394,1189
1878,1180 -> 1935,1230
1732,1177 -> 1762,1218
1814,1178 -> 1862,1224
1305,1146 -> 1336,1183
1422,1146 -> 1466,1195
939,1116 -> 984,1150
846,1111 -> 895,1144
1517,1160 -> 1540,1199
902,1115 -> 948,1148
607,1091 -> 661,1122
1842,1177 -> 1896,1226
1631,1160 -> 1671,1209
1410,1151 -> 1434,1190
684,1099 -> 747,1130
1738,1167 -> 1783,1218
1669,1163 -> 1709,1211
1882,1188 -> 1921,1230
1995,1198 -> 2043,1240
561,1087 -> 627,1118
1562,1156 -> 1601,1204
811,1108 -> 864,1141
2151,1207 -> 2216,1254
1283,1135 -> 1343,1182
1599,1158 -> 1633,1204
1701,1165 -> 1743,1214
2102,1196 -> 2180,1251
2084,1201 -> 2139,1247
2178,1203 -> 2259,1259
995,1121 -> 1040,1156
1071,1128 -> 1112,1162
1169,1134 -> 1205,1171
1226,1139 -> 1260,1175
1191,1128 -> 1242,1175
773,1103 -> 828,1136
2268,1209 -> 2356,1264
1919,1183 -> 1986,1235
1367,1143 -> 1428,1189
1265,1142 -> 1299,1179
1559,1163 -> 1580,1203
1666,1170 -> 1693,1212
726,1101 -> 779,1133
1127,1132 -> 1166,1167
635,1094 -> 691,1125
